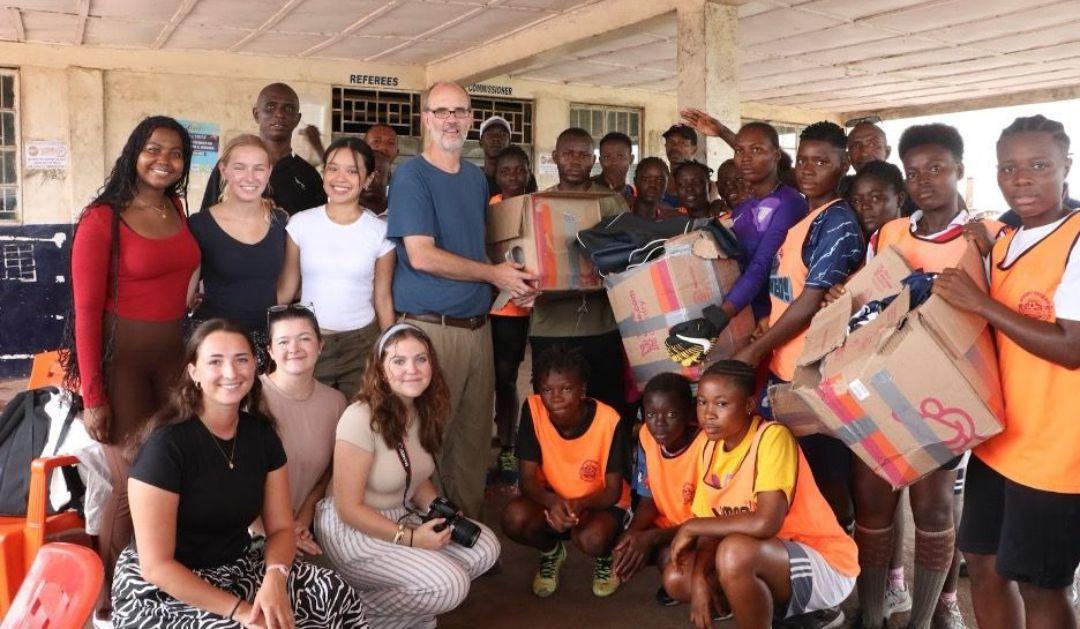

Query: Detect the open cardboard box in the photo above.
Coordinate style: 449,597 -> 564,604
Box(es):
486,191 -> 613,291
769,245 -> 1004,489
604,230 -> 754,390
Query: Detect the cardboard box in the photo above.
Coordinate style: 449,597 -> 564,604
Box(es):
487,191 -> 613,291
769,245 -> 1005,489
604,230 -> 754,390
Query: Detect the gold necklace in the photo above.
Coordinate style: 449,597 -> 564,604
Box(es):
202,420 -> 238,470
135,198 -> 169,219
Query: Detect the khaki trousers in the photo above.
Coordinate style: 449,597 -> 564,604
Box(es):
405,318 -> 494,519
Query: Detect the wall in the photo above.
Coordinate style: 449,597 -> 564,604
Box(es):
0,40 -> 828,377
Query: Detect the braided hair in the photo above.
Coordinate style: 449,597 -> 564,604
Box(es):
702,359 -> 757,397
997,114 -> 1070,155
61,116 -> 194,393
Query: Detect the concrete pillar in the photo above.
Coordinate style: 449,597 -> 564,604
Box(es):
675,0 -> 738,166
66,67 -> 105,218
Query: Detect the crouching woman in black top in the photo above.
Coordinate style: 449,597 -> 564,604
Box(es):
111,318 -> 367,628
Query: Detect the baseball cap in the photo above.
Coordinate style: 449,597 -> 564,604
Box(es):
480,115 -> 512,137
663,124 -> 697,144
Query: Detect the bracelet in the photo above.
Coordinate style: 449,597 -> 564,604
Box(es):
392,523 -> 406,545
266,563 -> 290,579
227,596 -> 243,621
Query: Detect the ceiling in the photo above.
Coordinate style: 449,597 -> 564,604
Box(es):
3,0 -> 1080,115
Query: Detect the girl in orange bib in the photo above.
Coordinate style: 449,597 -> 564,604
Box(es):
500,347 -> 631,599
937,115 -> 1080,629
612,373 -> 706,603
853,124 -> 995,629
662,361 -> 858,629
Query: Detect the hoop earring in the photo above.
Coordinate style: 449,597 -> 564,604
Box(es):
194,380 -> 202,390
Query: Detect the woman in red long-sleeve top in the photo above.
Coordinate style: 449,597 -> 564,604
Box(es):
66,116 -> 200,619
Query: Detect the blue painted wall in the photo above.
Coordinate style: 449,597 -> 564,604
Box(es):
0,224 -> 72,378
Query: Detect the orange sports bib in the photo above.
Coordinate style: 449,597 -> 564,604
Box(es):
875,217 -> 1005,291
977,212 -> 1080,492
639,429 -> 707,527
767,200 -> 834,381
528,395 -> 631,508
694,420 -> 859,576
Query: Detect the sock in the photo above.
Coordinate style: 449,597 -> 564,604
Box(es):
889,566 -> 906,590
910,527 -> 955,629
541,540 -> 563,557
855,524 -> 894,628
939,590 -> 958,605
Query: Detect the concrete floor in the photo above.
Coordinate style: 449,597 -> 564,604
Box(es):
442,482 -> 970,629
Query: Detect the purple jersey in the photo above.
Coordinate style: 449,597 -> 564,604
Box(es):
728,184 -> 808,320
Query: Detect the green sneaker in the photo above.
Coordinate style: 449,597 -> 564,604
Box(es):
532,541 -> 567,598
592,554 -> 620,597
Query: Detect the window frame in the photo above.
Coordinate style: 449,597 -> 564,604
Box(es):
568,102 -> 644,177
0,67 -> 20,225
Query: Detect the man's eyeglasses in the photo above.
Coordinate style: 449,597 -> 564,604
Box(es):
425,107 -> 473,120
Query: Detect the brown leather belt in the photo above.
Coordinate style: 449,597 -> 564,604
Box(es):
398,312 -> 488,331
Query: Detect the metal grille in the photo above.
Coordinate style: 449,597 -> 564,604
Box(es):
2,242 -> 35,282
0,71 -> 18,222
569,103 -> 642,146
467,96 -> 534,145
332,87 -> 421,138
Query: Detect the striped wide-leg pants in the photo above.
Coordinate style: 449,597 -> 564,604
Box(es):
315,499 -> 500,629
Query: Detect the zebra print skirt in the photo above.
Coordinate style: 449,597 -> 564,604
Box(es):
111,543 -> 368,628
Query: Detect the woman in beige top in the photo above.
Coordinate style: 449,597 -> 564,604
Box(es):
315,323 -> 500,629
258,304 -> 346,555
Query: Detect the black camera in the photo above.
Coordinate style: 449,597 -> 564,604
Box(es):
424,497 -> 480,548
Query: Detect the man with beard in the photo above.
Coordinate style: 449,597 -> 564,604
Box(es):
662,124 -> 698,206
387,82 -> 537,520
200,82 -> 326,215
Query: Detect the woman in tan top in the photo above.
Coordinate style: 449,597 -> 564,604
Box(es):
258,304 -> 346,555
315,323 -> 500,629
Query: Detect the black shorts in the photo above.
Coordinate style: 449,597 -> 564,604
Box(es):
491,314 -> 530,365
958,455 -> 1080,589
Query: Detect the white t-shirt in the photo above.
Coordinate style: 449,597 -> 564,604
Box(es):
997,212 -> 1080,321
286,206 -> 394,331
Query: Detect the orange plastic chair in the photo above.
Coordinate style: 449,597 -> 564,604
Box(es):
0,542 -> 103,629
0,456 -> 89,617
26,352 -> 64,390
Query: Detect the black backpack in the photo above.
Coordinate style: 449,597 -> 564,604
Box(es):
0,387 -> 83,516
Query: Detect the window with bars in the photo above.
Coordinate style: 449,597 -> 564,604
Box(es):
569,103 -> 643,176
467,96 -> 534,145
742,119 -> 803,155
332,87 -> 422,138
0,71 -> 17,222
569,103 -> 642,147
